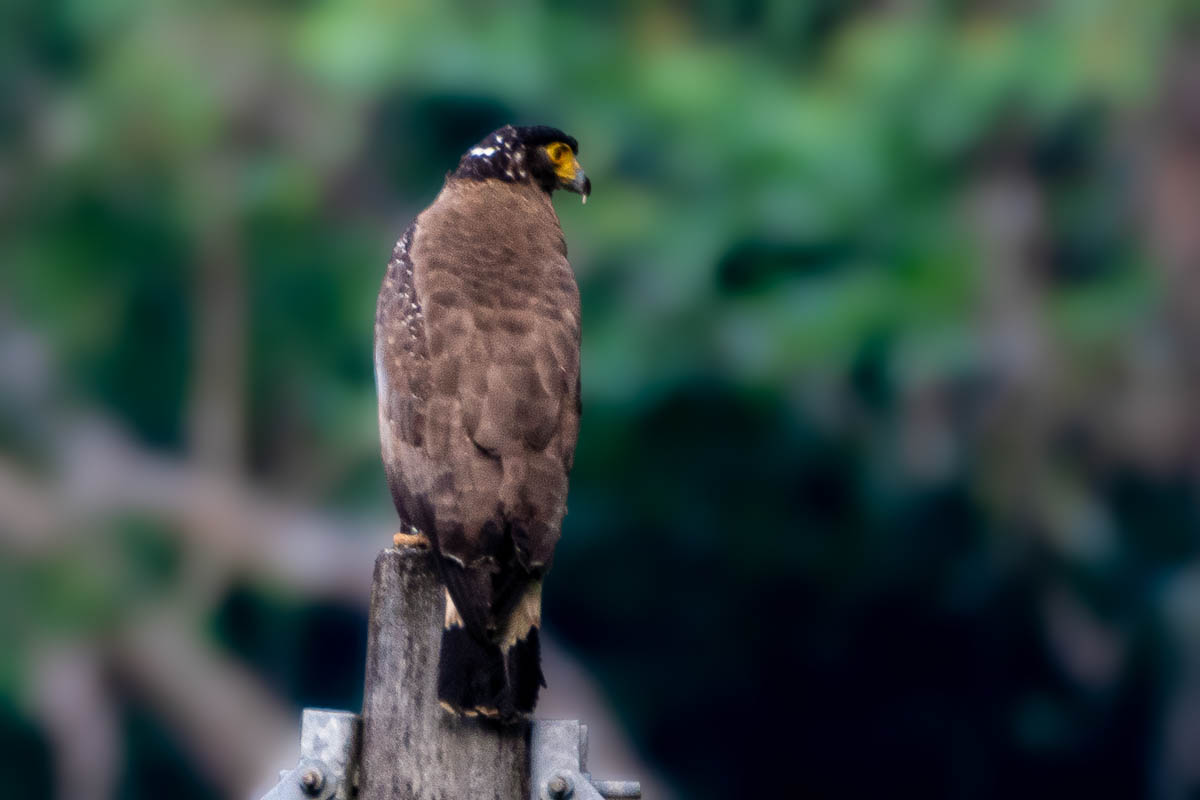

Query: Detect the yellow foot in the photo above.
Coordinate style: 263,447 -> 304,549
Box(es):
438,700 -> 504,720
393,530 -> 431,549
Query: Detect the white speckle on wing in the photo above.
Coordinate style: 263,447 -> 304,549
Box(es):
470,146 -> 497,157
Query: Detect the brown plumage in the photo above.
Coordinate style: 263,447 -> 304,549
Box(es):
374,125 -> 589,721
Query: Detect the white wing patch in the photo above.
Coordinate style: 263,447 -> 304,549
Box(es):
470,146 -> 497,158
374,345 -> 397,462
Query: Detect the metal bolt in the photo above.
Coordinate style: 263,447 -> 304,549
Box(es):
546,773 -> 573,799
300,768 -> 324,795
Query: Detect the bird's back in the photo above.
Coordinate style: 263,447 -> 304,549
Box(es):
375,177 -> 581,628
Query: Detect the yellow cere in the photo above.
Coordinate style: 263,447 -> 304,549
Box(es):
544,142 -> 577,182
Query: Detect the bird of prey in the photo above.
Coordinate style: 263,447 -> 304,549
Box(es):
374,125 -> 589,722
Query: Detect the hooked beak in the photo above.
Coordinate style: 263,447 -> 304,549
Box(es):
567,167 -> 591,204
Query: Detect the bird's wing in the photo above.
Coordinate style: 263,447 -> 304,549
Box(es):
375,221 -> 441,538
403,178 -> 581,635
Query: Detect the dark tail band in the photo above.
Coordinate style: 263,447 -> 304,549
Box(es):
437,590 -> 544,723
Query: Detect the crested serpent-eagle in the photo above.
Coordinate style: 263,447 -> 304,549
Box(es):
374,125 -> 590,722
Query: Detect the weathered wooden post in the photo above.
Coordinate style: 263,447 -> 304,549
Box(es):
256,546 -> 639,800
359,547 -> 529,799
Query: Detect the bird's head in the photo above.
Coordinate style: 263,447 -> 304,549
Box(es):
453,124 -> 591,203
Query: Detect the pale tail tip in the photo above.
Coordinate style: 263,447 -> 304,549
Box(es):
581,194 -> 588,205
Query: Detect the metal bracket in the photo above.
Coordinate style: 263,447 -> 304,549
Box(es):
531,719 -> 641,800
258,710 -> 639,800
259,709 -> 361,800
261,758 -> 337,800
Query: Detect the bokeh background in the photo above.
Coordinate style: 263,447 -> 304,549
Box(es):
4,1 -> 1200,798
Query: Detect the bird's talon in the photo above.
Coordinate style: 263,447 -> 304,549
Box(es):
393,531 -> 431,549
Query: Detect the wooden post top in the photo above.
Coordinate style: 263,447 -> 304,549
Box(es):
359,547 -> 530,799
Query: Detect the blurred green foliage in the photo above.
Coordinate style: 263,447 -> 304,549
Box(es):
3,1 -> 1199,798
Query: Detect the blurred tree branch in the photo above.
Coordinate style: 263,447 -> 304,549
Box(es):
106,612 -> 296,799
29,642 -> 121,800
186,160 -> 248,478
0,414 -> 381,605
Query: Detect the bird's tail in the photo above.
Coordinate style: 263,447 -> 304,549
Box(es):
437,586 -> 544,723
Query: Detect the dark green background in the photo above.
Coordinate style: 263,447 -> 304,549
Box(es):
3,1 -> 1198,798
